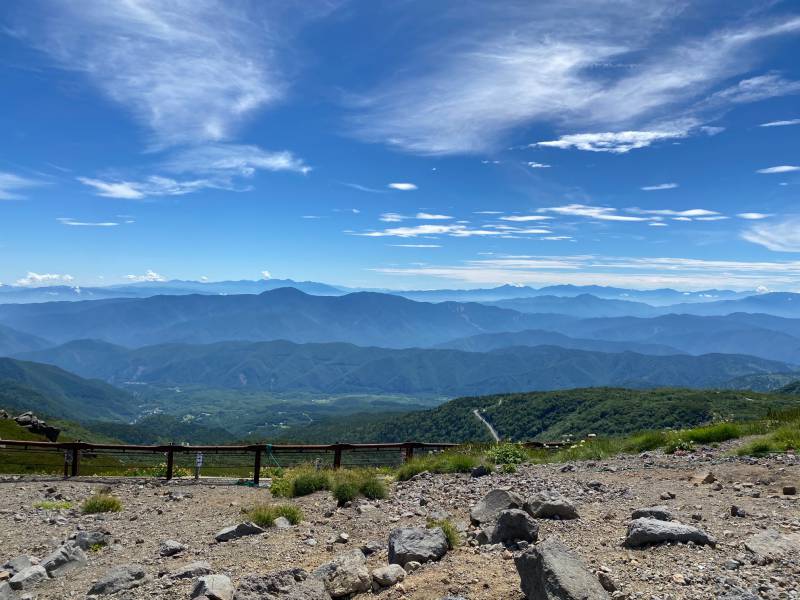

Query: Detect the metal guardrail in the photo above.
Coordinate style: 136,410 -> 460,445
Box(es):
0,439 -> 459,483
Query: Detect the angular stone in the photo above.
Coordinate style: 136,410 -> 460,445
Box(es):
630,506 -> 673,521
488,509 -> 539,545
744,529 -> 800,563
88,564 -> 150,595
524,490 -> 578,520
0,582 -> 14,600
2,557 -> 31,576
215,522 -> 265,542
624,518 -> 716,548
74,530 -> 111,550
388,527 -> 448,565
234,568 -> 331,600
41,543 -> 87,577
9,566 -> 47,591
514,539 -> 610,600
192,574 -> 234,600
159,540 -> 187,557
171,562 -> 213,579
470,489 -> 524,525
312,550 -> 370,599
371,564 -> 405,588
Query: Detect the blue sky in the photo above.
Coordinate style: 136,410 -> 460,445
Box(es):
1,0 -> 799,291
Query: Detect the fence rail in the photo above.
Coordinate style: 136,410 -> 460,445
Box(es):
0,439 -> 459,483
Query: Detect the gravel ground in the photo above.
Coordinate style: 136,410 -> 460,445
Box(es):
0,441 -> 798,599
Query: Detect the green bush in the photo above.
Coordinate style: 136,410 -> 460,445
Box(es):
664,436 -> 694,454
332,480 -> 360,506
82,494 -> 122,514
246,503 -> 304,527
396,452 -> 478,481
427,518 -> 459,549
271,466 -> 332,498
359,474 -> 388,500
486,443 -> 526,465
737,439 -> 774,457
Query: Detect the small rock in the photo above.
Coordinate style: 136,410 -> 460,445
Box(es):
312,550 -> 370,598
88,564 -> 150,595
214,522 -> 265,542
388,527 -> 449,565
624,518 -> 716,547
159,540 -> 187,557
487,509 -> 539,545
9,566 -> 47,591
783,486 -> 796,496
192,574 -> 234,600
41,543 -> 87,577
515,539 -> 610,600
74,531 -> 111,551
171,562 -> 213,579
273,517 -> 292,529
630,506 -> 673,522
470,489 -> 524,526
524,490 -> 578,520
233,568 -> 329,600
371,564 -> 406,588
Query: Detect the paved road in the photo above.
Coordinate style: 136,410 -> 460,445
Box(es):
472,408 -> 500,442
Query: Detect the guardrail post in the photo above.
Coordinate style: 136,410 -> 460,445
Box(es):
333,445 -> 342,470
70,445 -> 80,477
166,446 -> 175,480
403,444 -> 414,463
253,448 -> 262,485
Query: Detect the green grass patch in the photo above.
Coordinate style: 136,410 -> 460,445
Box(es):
81,494 -> 122,514
427,518 -> 459,549
34,500 -> 73,510
486,443 -> 526,465
396,451 -> 479,481
245,503 -> 303,527
683,422 -> 742,444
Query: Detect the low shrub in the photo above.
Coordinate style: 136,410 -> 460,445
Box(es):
82,494 -> 122,514
332,480 -> 360,506
624,431 -> 668,453
664,436 -> 694,454
246,503 -> 304,527
358,473 -> 388,500
486,443 -> 526,465
396,452 -> 478,481
271,466 -> 332,498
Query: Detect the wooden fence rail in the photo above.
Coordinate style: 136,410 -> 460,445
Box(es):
0,439 -> 459,484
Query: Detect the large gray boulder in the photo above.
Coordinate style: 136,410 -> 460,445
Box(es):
192,574 -> 234,600
9,565 -> 47,591
41,543 -> 87,577
234,568 -> 331,600
488,509 -> 539,545
630,506 -> 673,521
388,527 -> 448,566
215,522 -> 265,542
470,489 -> 524,525
514,539 -> 610,600
88,564 -> 150,595
312,550 -> 370,598
525,490 -> 578,520
0,582 -> 16,600
744,529 -> 800,563
624,518 -> 716,547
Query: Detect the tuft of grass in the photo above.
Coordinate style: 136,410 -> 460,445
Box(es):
34,500 -> 73,510
89,543 -> 105,553
427,518 -> 459,549
332,480 -> 360,506
684,422 -> 742,445
486,443 -> 526,465
246,503 -> 303,527
396,451 -> 478,481
270,466 -> 332,498
359,474 -> 387,500
624,431 -> 668,453
81,494 -> 122,514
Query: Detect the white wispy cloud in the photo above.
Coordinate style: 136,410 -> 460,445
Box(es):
742,217 -> 800,252
760,118 -> 800,127
527,162 -> 551,168
340,182 -> 387,194
350,7 -> 800,155
539,204 -> 650,222
706,74 -> 800,105
391,244 -> 442,248
628,208 -> 719,218
499,215 -> 552,222
57,217 -> 119,227
416,212 -> 452,220
373,254 -> 800,290
22,1 -> 292,148
388,183 -> 418,191
641,182 -> 678,191
164,144 -> 310,176
357,224 -> 504,238
737,212 -> 772,220
261,270 -> 272,279
78,176 -> 214,199
757,165 -> 799,174
535,129 -> 688,153
126,270 -> 167,283
379,213 -> 407,223
0,171 -> 45,200
15,272 -> 75,287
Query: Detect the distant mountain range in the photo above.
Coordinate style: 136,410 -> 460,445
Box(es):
0,324 -> 51,356
0,288 -> 575,348
15,338 -> 790,397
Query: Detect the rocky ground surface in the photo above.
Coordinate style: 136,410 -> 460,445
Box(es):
0,441 -> 798,600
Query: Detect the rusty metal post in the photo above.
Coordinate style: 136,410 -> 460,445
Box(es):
404,444 -> 414,463
253,448 -> 262,485
166,447 -> 175,480
333,445 -> 342,470
70,445 -> 80,477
